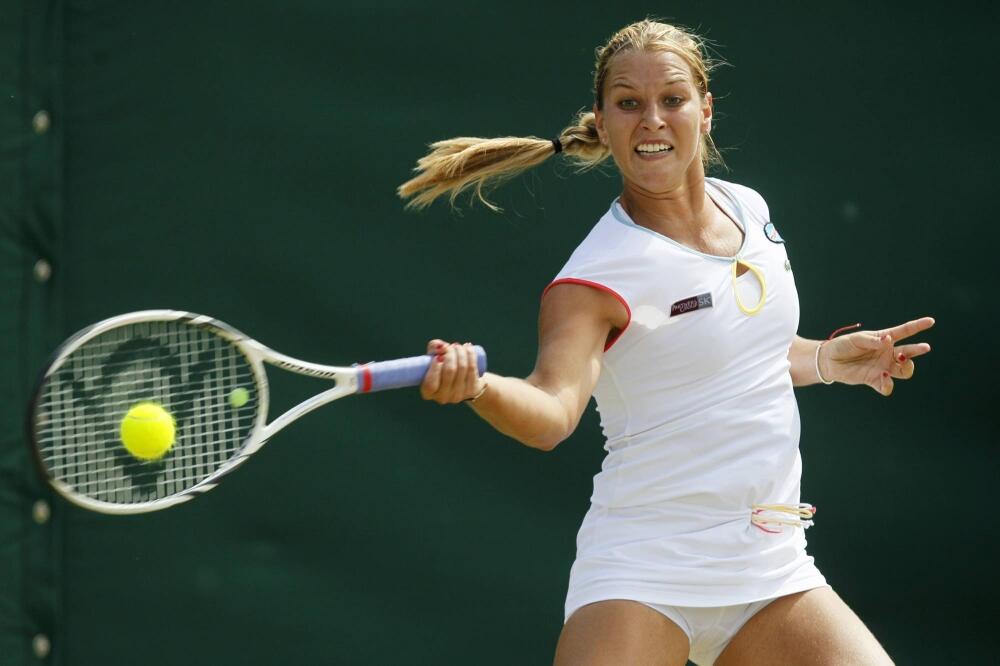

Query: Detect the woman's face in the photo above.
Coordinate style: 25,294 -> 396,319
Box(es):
595,49 -> 713,196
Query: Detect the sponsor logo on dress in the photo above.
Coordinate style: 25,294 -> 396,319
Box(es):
764,222 -> 785,244
670,292 -> 713,317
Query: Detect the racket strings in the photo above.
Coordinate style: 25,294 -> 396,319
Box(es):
43,424 -> 253,473
53,461 -> 249,494
34,320 -> 261,506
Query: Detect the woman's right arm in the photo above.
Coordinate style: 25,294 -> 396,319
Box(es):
420,283 -> 627,451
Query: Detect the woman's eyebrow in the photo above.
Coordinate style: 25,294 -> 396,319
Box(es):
608,77 -> 689,90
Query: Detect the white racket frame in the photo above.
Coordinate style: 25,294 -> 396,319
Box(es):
31,309 -> 364,515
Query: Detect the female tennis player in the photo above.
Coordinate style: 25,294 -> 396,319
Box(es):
400,19 -> 932,666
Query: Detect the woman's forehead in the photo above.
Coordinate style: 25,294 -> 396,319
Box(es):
606,50 -> 694,85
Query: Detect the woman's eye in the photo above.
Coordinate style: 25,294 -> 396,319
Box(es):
665,96 -> 684,106
618,99 -> 639,110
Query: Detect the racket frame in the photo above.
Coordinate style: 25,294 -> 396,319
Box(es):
27,310 -> 366,515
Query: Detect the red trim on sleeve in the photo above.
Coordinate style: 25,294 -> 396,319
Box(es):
360,366 -> 372,393
542,278 -> 632,352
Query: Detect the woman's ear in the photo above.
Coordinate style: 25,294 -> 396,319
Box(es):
594,103 -> 608,145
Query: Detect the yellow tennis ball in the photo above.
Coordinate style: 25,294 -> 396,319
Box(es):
228,387 -> 249,408
120,402 -> 176,461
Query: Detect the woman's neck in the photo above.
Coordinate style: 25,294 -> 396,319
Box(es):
619,173 -> 713,240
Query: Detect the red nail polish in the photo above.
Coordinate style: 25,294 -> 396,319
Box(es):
882,371 -> 889,378
898,354 -> 906,363
436,354 -> 445,363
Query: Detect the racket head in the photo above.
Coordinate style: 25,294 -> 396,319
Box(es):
27,310 -> 269,514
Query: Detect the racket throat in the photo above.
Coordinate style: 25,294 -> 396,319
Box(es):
260,381 -> 357,442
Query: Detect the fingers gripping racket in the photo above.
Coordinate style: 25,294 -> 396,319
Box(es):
27,310 -> 486,515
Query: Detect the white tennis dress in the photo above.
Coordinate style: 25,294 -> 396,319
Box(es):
548,178 -> 827,617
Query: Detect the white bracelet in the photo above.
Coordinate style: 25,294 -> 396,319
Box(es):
815,342 -> 835,385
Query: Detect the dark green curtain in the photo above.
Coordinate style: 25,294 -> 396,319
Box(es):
1,1 -> 995,664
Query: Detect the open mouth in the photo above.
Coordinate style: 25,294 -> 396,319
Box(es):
635,143 -> 674,155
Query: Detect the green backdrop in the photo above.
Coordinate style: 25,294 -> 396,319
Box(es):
2,1 -> 996,664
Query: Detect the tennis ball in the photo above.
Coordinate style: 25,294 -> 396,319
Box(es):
228,387 -> 249,408
120,402 -> 176,461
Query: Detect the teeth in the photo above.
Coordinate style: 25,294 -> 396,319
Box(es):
636,143 -> 673,154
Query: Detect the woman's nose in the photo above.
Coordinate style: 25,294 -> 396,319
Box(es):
641,106 -> 666,130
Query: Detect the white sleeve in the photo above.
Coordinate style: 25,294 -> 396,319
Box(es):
729,183 -> 771,226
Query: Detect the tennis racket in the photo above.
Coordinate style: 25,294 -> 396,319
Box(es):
27,310 -> 486,515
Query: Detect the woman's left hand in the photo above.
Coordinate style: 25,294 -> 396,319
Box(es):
819,317 -> 935,396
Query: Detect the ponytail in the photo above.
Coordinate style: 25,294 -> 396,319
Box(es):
400,20 -> 727,211
397,110 -> 610,211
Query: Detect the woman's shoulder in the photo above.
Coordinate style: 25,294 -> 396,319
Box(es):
567,201 -> 637,253
550,202 -> 649,284
707,177 -> 771,224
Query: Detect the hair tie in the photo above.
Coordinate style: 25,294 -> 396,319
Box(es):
551,138 -> 563,154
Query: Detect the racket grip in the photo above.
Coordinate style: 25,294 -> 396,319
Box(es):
360,346 -> 487,393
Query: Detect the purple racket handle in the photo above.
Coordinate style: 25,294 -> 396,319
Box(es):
357,346 -> 487,393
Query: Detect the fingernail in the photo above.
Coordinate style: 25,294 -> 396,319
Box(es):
436,354 -> 445,363
898,354 -> 906,363
882,371 -> 889,378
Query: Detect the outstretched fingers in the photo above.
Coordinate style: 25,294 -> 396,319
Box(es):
893,342 -> 932,360
848,330 -> 893,352
880,316 -> 936,343
840,319 -> 933,396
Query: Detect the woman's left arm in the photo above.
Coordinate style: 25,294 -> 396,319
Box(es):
789,317 -> 935,395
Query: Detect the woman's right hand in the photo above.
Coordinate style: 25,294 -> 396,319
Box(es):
420,339 -> 487,404
416,282 -> 623,449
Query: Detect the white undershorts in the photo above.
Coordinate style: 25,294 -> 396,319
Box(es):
640,598 -> 775,666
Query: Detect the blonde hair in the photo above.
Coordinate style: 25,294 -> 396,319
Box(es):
398,19 -> 722,210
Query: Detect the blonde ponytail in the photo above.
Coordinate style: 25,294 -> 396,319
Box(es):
397,111 -> 611,211
558,110 -> 611,168
399,19 -> 724,211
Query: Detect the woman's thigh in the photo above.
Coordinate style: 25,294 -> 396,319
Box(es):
716,587 -> 893,666
553,599 -> 690,666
